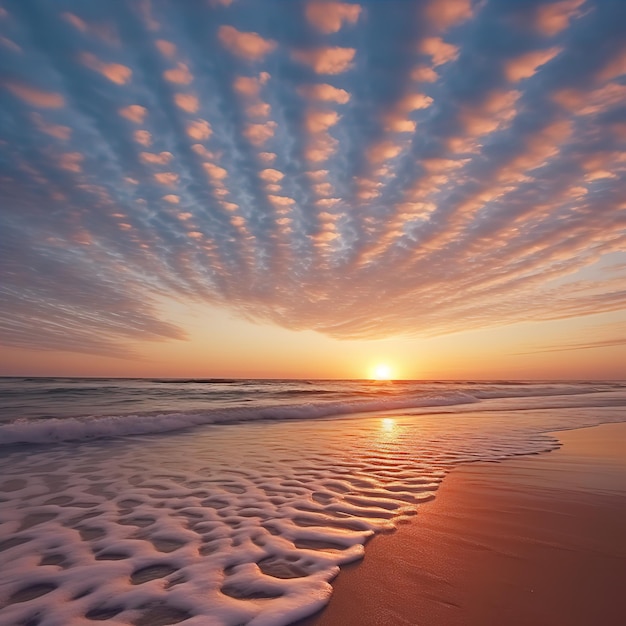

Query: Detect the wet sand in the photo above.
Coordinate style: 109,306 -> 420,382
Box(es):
297,421 -> 626,626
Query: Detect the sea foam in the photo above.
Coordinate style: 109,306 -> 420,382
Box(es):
1,396 -> 625,626
0,392 -> 479,445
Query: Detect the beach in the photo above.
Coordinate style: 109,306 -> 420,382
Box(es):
1,379 -> 625,625
299,422 -> 626,626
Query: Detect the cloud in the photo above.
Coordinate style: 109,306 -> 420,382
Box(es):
233,73 -> 270,96
186,119 -> 212,140
411,65 -> 438,82
156,39 -> 177,58
367,139 -> 404,163
504,47 -> 561,82
596,47 -> 626,82
532,0 -> 585,36
298,83 -> 351,104
4,82 -> 65,108
163,62 -> 193,84
203,162 -> 228,181
424,0 -> 473,32
259,168 -> 284,183
134,130 -> 152,146
140,151 -> 173,165
304,109 -> 341,133
2,0 -> 625,357
119,104 -> 148,123
244,121 -> 277,145
32,113 -> 71,140
459,89 -> 520,136
174,93 -> 199,113
62,12 -> 87,32
58,152 -> 84,173
292,47 -> 356,74
80,52 -> 132,84
305,2 -> 362,34
419,37 -> 459,67
153,172 -> 179,186
218,25 -> 277,61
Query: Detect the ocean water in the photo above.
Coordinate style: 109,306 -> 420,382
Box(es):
0,378 -> 625,625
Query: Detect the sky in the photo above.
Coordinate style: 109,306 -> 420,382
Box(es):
1,0 -> 625,380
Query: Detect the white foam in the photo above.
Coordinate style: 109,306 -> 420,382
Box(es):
0,402 -> 624,625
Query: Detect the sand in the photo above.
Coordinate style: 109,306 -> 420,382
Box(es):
296,422 -> 626,626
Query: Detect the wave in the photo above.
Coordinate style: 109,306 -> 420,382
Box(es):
0,392 -> 479,446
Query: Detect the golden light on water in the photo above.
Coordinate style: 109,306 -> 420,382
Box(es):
381,418 -> 396,432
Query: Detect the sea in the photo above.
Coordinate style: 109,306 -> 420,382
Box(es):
1,378 -> 625,626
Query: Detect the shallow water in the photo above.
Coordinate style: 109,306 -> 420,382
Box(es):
0,381 -> 625,625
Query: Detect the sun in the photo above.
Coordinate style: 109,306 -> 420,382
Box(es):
372,363 -> 393,380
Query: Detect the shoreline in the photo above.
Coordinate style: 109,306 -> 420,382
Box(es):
295,421 -> 626,626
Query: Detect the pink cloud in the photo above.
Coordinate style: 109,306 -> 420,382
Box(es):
156,39 -> 177,58
398,93 -> 433,111
233,73 -> 270,96
259,168 -> 284,183
305,2 -> 362,34
306,169 -> 329,181
119,105 -> 147,123
174,93 -> 199,113
58,152 -> 84,173
139,151 -> 173,165
134,130 -> 152,146
62,12 -> 87,32
532,0 -> 585,37
244,121 -> 277,146
5,82 -> 64,108
411,65 -> 438,82
317,198 -> 341,208
218,25 -> 277,61
31,113 -> 71,140
203,162 -> 228,181
419,37 -> 459,66
460,89 -> 520,136
504,47 -> 561,82
246,102 -> 271,118
258,152 -> 277,164
163,194 -> 180,204
305,132 -> 338,162
268,195 -> 295,208
186,119 -> 212,140
304,109 -> 341,133
298,83 -> 351,104
80,53 -> 132,84
163,62 -> 193,85
424,0 -> 473,31
367,139 -> 404,163
292,47 -> 356,74
154,172 -> 179,186
384,115 -> 416,133
596,48 -> 626,83
313,182 -> 334,196
552,83 -> 626,116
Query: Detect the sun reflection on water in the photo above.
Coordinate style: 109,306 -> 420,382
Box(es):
381,417 -> 396,433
